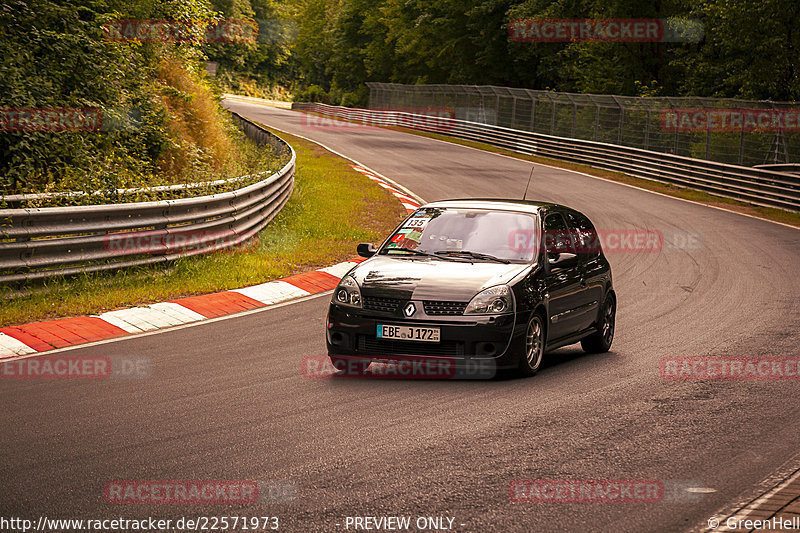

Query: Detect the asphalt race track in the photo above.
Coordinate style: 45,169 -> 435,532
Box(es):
2,99 -> 799,532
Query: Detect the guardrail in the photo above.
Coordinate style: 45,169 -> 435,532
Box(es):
0,111 -> 295,283
294,102 -> 800,212
224,93 -> 293,109
754,163 -> 800,175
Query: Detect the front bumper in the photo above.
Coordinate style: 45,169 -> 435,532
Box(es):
326,302 -> 522,369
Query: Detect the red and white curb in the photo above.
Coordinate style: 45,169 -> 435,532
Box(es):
0,127 -> 425,361
0,258 -> 366,360
351,165 -> 421,213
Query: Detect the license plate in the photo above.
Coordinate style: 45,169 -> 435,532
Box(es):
377,324 -> 440,342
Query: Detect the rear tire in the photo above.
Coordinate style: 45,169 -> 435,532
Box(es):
581,294 -> 616,354
517,313 -> 545,377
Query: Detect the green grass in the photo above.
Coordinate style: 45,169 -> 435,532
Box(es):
300,110 -> 800,227
0,127 -> 407,327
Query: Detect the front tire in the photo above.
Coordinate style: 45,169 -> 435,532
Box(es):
581,294 -> 616,353
517,313 -> 545,377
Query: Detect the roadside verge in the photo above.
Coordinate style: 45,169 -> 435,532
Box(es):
0,132 -> 420,358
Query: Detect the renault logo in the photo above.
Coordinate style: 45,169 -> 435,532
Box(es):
403,302 -> 416,317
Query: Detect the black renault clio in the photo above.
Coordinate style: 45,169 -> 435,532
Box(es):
326,199 -> 616,378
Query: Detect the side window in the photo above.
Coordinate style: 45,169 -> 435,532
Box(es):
565,211 -> 600,258
543,213 -> 574,257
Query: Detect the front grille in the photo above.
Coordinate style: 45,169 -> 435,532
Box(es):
423,300 -> 467,316
362,296 -> 403,313
358,335 -> 465,356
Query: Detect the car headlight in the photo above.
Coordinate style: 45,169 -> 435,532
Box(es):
464,285 -> 514,315
333,275 -> 362,308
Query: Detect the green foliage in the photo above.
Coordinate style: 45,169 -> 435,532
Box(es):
0,0 -> 285,201
673,0 -> 800,100
293,84 -> 330,103
203,0 -> 295,94
269,0 -> 798,104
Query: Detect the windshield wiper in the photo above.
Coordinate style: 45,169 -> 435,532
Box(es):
383,248 -> 463,261
434,250 -> 510,264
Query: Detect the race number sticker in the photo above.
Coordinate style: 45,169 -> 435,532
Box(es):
404,217 -> 429,230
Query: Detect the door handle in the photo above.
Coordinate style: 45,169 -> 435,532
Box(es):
580,278 -> 587,288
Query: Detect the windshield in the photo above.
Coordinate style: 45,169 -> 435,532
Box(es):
378,207 -> 539,262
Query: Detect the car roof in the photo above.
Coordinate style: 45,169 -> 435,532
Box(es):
420,198 -> 565,215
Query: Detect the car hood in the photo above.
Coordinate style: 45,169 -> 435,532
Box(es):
350,255 -> 531,301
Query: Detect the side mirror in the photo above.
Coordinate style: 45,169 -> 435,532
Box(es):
357,243 -> 377,258
548,252 -> 577,269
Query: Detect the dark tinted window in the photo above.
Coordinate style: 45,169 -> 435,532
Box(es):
565,211 -> 600,258
543,213 -> 574,255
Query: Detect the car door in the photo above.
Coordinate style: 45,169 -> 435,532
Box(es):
565,210 -> 603,332
542,212 -> 583,341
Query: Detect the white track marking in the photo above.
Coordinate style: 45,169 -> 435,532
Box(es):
97,308 -> 165,332
231,280 -> 311,305
94,313 -> 145,334
0,333 -> 38,359
147,302 -> 207,324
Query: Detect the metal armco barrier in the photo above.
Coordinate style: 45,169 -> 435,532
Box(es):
0,112 -> 295,283
755,163 -> 800,175
294,102 -> 800,212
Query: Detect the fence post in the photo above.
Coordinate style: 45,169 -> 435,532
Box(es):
568,94 -> 577,138
511,96 -> 517,128
594,103 -> 600,141
493,88 -> 501,126
739,124 -> 745,165
361,82 -> 799,167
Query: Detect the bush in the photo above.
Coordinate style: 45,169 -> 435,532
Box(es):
293,84 -> 331,104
